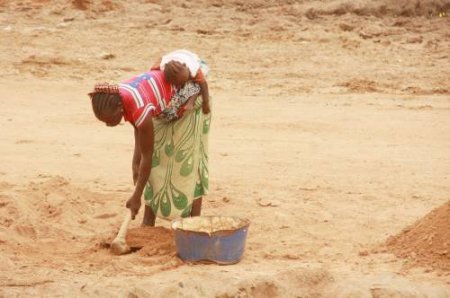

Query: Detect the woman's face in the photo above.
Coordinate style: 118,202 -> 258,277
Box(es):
99,105 -> 123,127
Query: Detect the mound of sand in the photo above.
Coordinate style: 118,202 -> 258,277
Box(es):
386,201 -> 450,272
126,226 -> 177,258
97,226 -> 178,258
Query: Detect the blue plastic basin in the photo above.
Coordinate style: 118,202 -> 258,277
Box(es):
171,216 -> 250,264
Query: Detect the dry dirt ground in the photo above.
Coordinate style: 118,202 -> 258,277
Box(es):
0,0 -> 449,297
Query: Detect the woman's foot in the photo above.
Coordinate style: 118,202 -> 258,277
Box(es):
142,205 -> 156,226
190,197 -> 202,217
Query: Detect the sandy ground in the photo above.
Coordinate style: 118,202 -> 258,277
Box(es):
0,0 -> 449,297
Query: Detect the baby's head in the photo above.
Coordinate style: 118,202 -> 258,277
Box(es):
89,83 -> 123,127
164,61 -> 190,88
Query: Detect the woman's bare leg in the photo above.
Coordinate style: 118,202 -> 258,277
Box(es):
190,197 -> 202,217
142,205 -> 156,226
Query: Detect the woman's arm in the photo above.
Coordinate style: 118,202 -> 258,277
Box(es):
126,116 -> 154,219
132,127 -> 141,184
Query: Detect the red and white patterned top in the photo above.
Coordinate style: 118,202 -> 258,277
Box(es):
119,70 -> 175,127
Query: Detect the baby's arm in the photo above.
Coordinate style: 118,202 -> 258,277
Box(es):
193,69 -> 210,114
199,81 -> 210,114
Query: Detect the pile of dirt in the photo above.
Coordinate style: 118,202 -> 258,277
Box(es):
386,200 -> 450,272
126,226 -> 177,258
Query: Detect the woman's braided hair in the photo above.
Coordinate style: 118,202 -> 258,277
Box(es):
88,83 -> 122,118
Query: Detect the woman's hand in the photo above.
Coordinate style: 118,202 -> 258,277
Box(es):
126,194 -> 141,220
